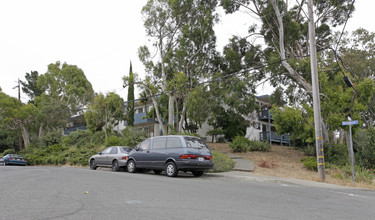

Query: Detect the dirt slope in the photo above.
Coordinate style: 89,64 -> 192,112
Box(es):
208,142 -> 375,189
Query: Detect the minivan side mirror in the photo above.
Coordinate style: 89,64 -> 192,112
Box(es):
98,152 -> 102,155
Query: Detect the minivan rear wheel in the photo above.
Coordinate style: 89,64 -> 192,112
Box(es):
165,162 -> 178,177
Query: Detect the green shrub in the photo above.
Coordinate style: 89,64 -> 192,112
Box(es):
42,130 -> 63,147
354,127 -> 375,169
301,145 -> 316,156
229,136 -> 251,152
301,157 -> 317,171
324,143 -> 349,166
230,136 -> 271,153
211,150 -> 235,172
342,165 -> 375,184
122,127 -> 148,147
105,135 -> 124,147
249,141 -> 271,152
66,130 -> 105,147
1,148 -> 16,156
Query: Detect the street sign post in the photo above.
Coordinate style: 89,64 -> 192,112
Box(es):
342,120 -> 358,185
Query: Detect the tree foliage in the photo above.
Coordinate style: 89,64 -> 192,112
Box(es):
20,71 -> 44,101
37,61 -> 94,114
85,92 -> 125,134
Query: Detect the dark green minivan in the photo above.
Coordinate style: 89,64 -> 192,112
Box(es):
127,135 -> 214,177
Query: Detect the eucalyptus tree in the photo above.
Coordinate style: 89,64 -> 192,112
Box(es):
84,92 -> 125,136
220,0 -> 353,97
0,91 -> 37,149
20,71 -> 44,102
37,61 -> 94,114
36,61 -> 95,135
220,0 -> 356,142
138,0 -> 218,133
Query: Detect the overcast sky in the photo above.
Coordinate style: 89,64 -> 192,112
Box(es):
0,0 -> 373,103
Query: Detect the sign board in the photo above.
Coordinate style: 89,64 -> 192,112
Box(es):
342,120 -> 358,126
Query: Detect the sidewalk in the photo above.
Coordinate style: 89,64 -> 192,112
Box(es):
210,171 -> 355,189
227,154 -> 255,172
219,154 -> 355,189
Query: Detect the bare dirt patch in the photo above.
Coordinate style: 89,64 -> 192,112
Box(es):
208,142 -> 375,189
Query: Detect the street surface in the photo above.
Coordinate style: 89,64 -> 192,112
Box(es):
1,166 -> 375,220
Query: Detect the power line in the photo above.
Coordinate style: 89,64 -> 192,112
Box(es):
335,0 -> 356,51
330,46 -> 375,118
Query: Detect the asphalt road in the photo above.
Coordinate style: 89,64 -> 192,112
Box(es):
1,166 -> 375,220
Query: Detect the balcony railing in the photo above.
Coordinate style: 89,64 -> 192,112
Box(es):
258,109 -> 273,120
260,131 -> 290,146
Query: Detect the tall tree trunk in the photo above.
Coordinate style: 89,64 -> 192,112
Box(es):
38,123 -> 45,139
178,99 -> 187,133
338,128 -> 345,144
322,120 -> 329,143
271,0 -> 313,93
151,97 -> 167,135
21,126 -> 30,149
168,95 -> 175,131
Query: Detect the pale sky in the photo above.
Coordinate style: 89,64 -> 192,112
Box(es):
0,0 -> 373,103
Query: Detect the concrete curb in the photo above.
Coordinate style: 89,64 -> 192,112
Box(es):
210,171 -> 356,189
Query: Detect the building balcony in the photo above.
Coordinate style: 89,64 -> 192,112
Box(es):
260,131 -> 290,146
258,109 -> 273,121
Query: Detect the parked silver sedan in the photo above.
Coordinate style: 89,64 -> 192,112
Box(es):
89,146 -> 132,171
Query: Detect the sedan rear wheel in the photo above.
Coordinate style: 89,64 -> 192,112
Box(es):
90,159 -> 97,170
112,160 -> 120,172
165,162 -> 178,177
127,160 -> 136,173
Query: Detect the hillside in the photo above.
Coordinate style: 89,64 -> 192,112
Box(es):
208,142 -> 375,190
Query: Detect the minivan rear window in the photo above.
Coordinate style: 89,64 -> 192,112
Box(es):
184,137 -> 208,149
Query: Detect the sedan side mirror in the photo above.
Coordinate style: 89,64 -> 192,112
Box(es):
98,152 -> 102,155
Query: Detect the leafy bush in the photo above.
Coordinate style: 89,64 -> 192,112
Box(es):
301,157 -> 317,171
63,130 -> 105,147
1,148 -> 16,156
249,141 -> 271,152
353,127 -> 375,169
230,136 -> 271,152
324,143 -> 349,166
122,127 -> 148,147
105,135 -> 124,146
301,145 -> 316,156
342,165 -> 375,184
211,150 -> 235,172
42,130 -> 63,147
229,136 -> 251,152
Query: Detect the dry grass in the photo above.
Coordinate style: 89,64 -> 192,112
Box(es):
208,142 -> 375,190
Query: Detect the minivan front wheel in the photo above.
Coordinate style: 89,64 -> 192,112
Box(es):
127,160 -> 136,173
165,162 -> 178,177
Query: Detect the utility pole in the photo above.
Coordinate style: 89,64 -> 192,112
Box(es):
307,0 -> 325,181
13,78 -> 22,151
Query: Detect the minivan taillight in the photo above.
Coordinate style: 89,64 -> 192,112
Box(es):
204,156 -> 212,160
180,154 -> 197,159
122,156 -> 128,160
